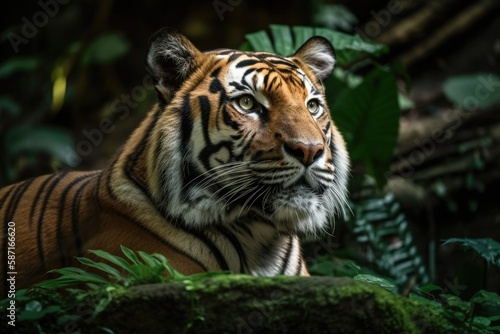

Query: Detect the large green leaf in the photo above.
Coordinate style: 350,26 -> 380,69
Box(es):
244,24 -> 387,66
331,68 -> 400,185
442,238 -> 500,267
6,125 -> 79,167
353,274 -> 398,294
81,32 -> 131,66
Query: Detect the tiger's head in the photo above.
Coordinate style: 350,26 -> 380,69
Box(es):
145,28 -> 349,235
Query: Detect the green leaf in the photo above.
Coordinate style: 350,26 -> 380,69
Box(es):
331,67 -> 400,186
270,25 -> 294,56
442,73 -> 500,109
398,93 -> 415,110
417,284 -> 443,294
89,249 -> 134,274
0,56 -> 40,79
76,257 -> 123,279
244,30 -> 274,53
25,300 -> 43,312
313,28 -> 387,65
244,25 -> 387,66
82,32 -> 131,66
309,259 -> 336,276
6,125 -> 79,167
408,293 -> 443,310
442,238 -> 500,267
353,274 -> 398,293
138,251 -> 159,267
120,245 -> 142,265
439,294 -> 471,313
470,290 -> 500,306
313,4 -> 358,31
41,267 -> 109,286
292,26 -> 314,50
472,316 -> 491,327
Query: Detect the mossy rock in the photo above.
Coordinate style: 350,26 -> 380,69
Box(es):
93,275 -> 458,333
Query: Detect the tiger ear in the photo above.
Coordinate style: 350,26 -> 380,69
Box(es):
146,28 -> 203,101
292,37 -> 336,82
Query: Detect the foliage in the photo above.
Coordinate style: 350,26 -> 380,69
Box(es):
0,29 -> 132,187
311,240 -> 500,333
0,246 -> 227,333
309,175 -> 430,291
442,238 -> 500,268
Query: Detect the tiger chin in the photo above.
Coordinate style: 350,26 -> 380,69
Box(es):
0,27 -> 349,294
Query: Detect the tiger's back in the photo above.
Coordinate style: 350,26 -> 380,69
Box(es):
0,171 -> 100,291
0,168 -> 207,294
0,27 -> 349,296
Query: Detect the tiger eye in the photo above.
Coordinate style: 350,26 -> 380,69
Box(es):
238,95 -> 255,110
307,100 -> 319,114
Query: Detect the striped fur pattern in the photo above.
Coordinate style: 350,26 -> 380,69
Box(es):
0,28 -> 349,295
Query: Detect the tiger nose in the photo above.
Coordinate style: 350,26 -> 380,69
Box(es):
284,142 -> 325,166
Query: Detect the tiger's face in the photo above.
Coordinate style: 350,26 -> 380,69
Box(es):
146,29 -> 349,235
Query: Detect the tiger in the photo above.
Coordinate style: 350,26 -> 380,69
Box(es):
0,27 -> 349,296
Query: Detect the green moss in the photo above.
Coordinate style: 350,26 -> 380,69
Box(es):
92,275 -> 464,333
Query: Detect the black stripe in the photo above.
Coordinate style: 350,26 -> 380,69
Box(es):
236,59 -> 260,68
199,95 -> 212,145
235,132 -> 256,160
71,177 -> 95,259
222,106 -> 239,130
324,121 -> 331,135
5,178 -> 35,223
36,172 -> 67,270
235,220 -> 253,238
180,226 -> 229,271
216,226 -> 248,272
179,95 -> 193,146
228,81 -> 248,91
213,49 -> 233,56
57,173 -> 96,266
228,53 -> 242,62
29,175 -> 55,227
210,67 -> 221,77
209,77 -> 224,94
2,178 -> 36,294
94,170 -> 103,210
296,255 -> 304,276
0,184 -> 17,212
280,236 -> 294,274
1,184 -> 19,297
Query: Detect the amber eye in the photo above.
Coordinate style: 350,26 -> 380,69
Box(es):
307,99 -> 320,114
238,95 -> 256,110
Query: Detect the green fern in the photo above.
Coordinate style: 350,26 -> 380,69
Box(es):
442,238 -> 500,267
0,246 -> 222,333
346,175 -> 430,290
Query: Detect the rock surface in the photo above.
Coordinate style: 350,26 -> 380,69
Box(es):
94,275 -> 457,334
